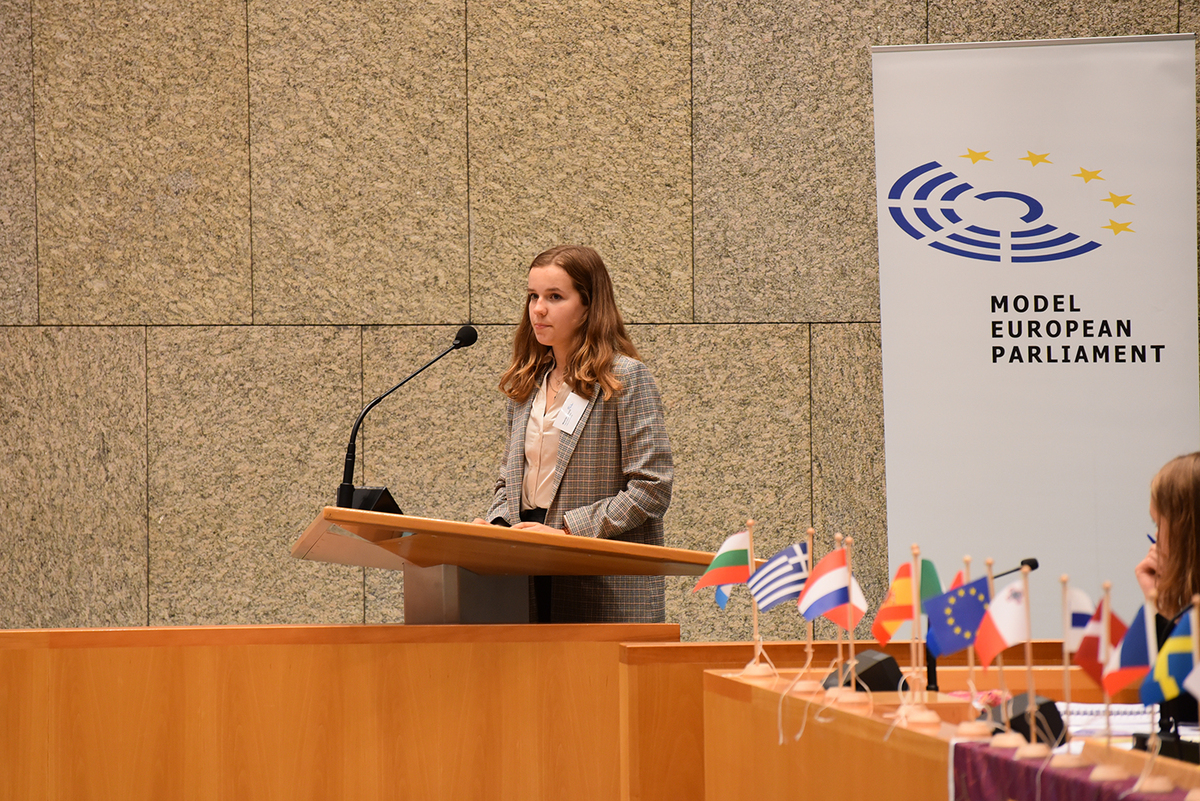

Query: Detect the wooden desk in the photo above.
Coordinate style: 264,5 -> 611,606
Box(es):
619,639 -> 1136,801
703,670 -> 954,801
0,623 -> 675,801
3,629 -> 1136,801
698,659 -> 1148,801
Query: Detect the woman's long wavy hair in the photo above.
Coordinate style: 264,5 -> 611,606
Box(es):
1152,452 -> 1200,618
499,245 -> 639,403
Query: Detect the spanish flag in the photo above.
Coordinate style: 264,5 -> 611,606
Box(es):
871,559 -> 943,646
871,563 -> 914,645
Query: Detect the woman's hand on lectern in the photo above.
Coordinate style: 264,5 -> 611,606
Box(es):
512,521 -> 566,536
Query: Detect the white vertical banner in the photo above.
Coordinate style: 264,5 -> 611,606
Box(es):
872,35 -> 1198,636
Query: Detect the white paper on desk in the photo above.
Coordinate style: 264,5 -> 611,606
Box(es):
1053,739 -> 1086,755
1059,702 -> 1152,738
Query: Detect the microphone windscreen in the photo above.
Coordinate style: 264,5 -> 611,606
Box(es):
1021,558 -> 1039,571
453,325 -> 478,349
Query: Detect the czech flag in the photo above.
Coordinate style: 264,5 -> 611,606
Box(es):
1102,605 -> 1153,696
946,570 -> 966,591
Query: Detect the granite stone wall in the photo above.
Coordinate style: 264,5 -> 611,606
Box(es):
0,0 -> 1190,640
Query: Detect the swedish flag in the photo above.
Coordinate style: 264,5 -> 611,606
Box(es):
1141,614 -> 1193,705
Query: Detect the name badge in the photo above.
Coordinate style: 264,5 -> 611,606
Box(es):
553,392 -> 587,435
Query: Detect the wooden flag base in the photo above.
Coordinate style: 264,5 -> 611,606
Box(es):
903,705 -> 942,734
1135,775 -> 1174,794
786,678 -> 824,695
955,720 -> 993,740
825,686 -> 870,705
1015,741 -> 1052,760
1089,762 -> 1129,782
739,659 -> 774,678
990,730 -> 1028,749
1049,752 -> 1089,769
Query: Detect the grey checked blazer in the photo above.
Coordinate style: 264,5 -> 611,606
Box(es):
485,354 -> 673,623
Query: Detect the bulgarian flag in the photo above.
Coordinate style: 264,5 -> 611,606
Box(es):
693,531 -> 751,592
871,559 -> 943,646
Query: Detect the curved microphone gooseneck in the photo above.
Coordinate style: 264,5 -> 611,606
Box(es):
336,325 -> 478,509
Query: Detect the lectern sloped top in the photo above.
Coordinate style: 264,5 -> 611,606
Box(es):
291,507 -> 716,577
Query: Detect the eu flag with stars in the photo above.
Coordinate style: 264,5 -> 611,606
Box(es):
923,576 -> 991,658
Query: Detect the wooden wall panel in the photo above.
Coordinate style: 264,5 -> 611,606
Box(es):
0,649 -> 49,801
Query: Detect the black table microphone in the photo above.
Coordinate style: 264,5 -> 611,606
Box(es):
993,557 -> 1039,579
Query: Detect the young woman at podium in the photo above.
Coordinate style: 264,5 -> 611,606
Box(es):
473,245 -> 673,624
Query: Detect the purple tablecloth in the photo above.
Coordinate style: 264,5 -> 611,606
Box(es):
953,741 -> 1190,801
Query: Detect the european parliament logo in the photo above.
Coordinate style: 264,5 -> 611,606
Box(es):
887,149 -> 1136,264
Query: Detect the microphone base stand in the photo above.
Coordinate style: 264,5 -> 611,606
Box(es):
337,485 -> 402,514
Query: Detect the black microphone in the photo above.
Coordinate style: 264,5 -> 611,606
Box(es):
336,325 -> 478,509
993,557 -> 1039,580
452,325 -> 477,349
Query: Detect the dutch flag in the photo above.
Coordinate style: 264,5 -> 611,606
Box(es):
797,546 -> 867,631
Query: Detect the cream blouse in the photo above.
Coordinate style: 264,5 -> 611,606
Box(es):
521,373 -> 569,510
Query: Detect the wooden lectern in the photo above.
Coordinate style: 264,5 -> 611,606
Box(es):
292,507 -> 714,623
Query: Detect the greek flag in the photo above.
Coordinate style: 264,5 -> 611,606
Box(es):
747,544 -> 809,612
